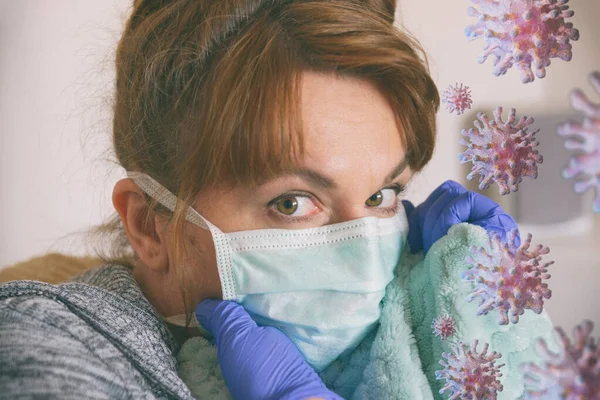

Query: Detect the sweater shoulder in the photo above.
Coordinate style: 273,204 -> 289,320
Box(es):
0,291 -> 144,398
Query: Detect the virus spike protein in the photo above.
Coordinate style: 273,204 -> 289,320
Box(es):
435,340 -> 505,400
465,0 -> 580,83
461,229 -> 554,325
459,106 -> 543,195
521,320 -> 600,399
557,71 -> 600,213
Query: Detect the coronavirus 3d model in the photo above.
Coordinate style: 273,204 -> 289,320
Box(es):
442,83 -> 473,115
465,0 -> 580,83
557,71 -> 600,213
459,106 -> 543,195
436,340 -> 505,400
461,229 -> 553,325
432,314 -> 457,340
521,320 -> 600,399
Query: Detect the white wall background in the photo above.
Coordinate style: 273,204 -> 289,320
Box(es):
0,0 -> 128,265
1,0 -> 599,332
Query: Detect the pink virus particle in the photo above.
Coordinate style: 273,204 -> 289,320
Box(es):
435,340 -> 505,400
442,83 -> 473,115
465,0 -> 580,84
521,320 -> 600,399
461,229 -> 553,325
432,314 -> 457,340
459,106 -> 543,195
557,71 -> 600,213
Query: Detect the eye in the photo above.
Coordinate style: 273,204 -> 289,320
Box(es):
365,188 -> 398,208
274,195 -> 319,217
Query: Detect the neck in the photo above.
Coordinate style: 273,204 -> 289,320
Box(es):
133,261 -> 207,345
165,322 -> 206,346
132,260 -> 187,320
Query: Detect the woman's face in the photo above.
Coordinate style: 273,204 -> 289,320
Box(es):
137,70 -> 412,315
198,71 -> 411,227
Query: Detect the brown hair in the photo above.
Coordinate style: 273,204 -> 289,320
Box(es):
92,0 -> 439,312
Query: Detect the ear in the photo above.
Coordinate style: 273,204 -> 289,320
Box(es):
112,178 -> 170,273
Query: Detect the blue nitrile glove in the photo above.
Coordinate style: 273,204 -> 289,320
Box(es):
195,299 -> 342,400
401,180 -> 520,254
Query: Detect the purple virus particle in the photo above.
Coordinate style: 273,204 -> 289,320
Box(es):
465,0 -> 580,83
521,320 -> 600,399
442,83 -> 473,115
432,314 -> 457,340
461,229 -> 553,325
459,106 -> 543,195
557,71 -> 600,213
435,340 -> 505,400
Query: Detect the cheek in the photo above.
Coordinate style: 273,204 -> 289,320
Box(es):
195,187 -> 262,233
178,225 -> 223,300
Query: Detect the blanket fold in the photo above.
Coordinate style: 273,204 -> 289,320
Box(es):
177,223 -> 559,399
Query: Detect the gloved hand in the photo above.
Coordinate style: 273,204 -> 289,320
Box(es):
195,299 -> 342,400
401,180 -> 519,254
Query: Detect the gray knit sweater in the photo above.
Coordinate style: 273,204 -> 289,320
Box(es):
0,265 -> 196,399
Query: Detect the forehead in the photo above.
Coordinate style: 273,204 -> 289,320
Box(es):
298,71 -> 405,181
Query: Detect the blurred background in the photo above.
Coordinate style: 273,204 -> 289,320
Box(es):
1,0 -> 598,331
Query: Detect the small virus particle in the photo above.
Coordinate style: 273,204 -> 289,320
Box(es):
432,314 -> 457,340
461,229 -> 553,325
442,83 -> 473,115
435,340 -> 505,400
557,71 -> 600,213
465,0 -> 580,83
521,320 -> 600,399
459,106 -> 543,195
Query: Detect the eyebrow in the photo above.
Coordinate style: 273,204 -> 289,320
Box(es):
277,157 -> 409,190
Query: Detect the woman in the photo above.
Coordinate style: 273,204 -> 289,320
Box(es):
0,0 -> 518,398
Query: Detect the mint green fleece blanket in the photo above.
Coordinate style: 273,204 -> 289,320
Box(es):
177,223 -> 560,399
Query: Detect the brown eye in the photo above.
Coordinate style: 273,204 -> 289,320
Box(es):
365,188 -> 398,209
276,197 -> 299,215
366,191 -> 384,207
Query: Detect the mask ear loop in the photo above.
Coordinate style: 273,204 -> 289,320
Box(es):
126,171 -> 210,230
126,171 -> 238,300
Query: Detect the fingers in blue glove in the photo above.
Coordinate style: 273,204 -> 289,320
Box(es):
194,299 -> 342,400
407,180 -> 521,254
430,188 -> 520,249
401,199 -> 415,217
420,181 -> 468,253
196,299 -> 257,340
401,199 -> 421,252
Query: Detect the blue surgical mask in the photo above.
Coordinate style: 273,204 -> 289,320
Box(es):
128,171 -> 408,372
